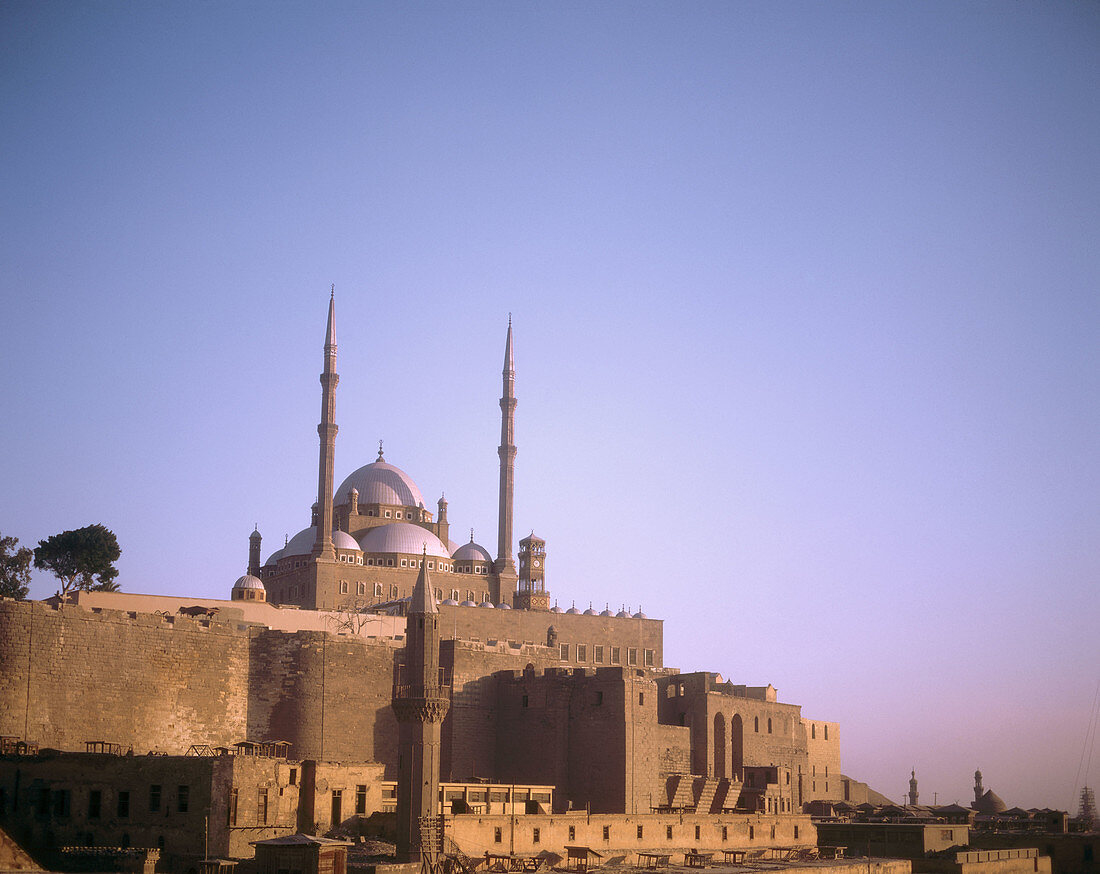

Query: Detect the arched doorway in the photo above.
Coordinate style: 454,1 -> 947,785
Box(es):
713,713 -> 726,778
730,713 -> 744,781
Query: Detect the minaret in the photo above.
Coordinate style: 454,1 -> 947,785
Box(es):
392,550 -> 450,863
493,317 -> 518,603
908,770 -> 919,806
973,770 -> 983,807
248,527 -> 262,577
311,289 -> 339,561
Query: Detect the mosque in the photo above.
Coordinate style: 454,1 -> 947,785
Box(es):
233,294 -> 556,615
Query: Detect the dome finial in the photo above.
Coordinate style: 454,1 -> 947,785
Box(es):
470,528 -> 475,542
330,283 -> 335,300
377,439 -> 384,461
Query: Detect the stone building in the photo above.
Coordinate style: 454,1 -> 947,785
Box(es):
0,296 -> 856,866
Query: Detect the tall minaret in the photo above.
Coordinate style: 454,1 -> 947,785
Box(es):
908,770 -> 919,806
493,317 -> 518,603
311,289 -> 338,561
392,551 -> 450,862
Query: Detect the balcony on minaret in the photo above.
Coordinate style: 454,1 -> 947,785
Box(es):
392,663 -> 452,701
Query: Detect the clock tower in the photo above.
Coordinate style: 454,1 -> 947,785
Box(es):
514,533 -> 549,611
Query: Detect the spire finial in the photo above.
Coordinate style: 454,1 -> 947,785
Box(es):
377,440 -> 384,461
470,528 -> 475,542
330,283 -> 335,299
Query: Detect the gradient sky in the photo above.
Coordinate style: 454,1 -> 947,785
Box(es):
2,2 -> 1098,811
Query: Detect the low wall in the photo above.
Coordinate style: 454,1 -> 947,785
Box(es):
447,811 -> 815,858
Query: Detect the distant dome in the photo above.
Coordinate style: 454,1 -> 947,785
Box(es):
358,523 -> 450,558
478,601 -> 495,609
441,598 -> 459,606
583,606 -> 598,616
600,608 -> 613,617
550,604 -> 563,614
566,605 -> 581,615
460,599 -> 477,607
263,547 -> 285,567
454,540 -> 492,562
233,574 -> 265,591
284,526 -> 360,558
336,460 -> 425,508
615,609 -> 630,618
633,610 -> 647,619
497,602 -> 512,610
976,790 -> 1007,815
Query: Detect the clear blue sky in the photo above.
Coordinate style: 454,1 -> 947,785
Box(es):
2,1 -> 1098,811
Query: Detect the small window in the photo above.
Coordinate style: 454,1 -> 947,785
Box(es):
638,692 -> 645,705
522,694 -> 529,708
644,649 -> 655,667
594,645 -> 604,664
117,791 -> 129,818
610,646 -> 621,664
770,826 -> 776,840
228,789 -> 238,826
695,825 -> 701,840
289,769 -> 297,786
357,582 -> 365,595
258,788 -> 268,824
387,559 -> 394,567
428,561 -> 434,569
577,644 -> 587,662
396,511 -> 402,519
637,825 -> 644,839
824,725 -> 829,740
177,785 -> 189,813
768,718 -> 772,734
451,590 -> 460,600
494,827 -> 502,843
603,825 -> 610,841
390,584 -> 398,597
149,785 -> 161,812
88,790 -> 101,818
340,581 -> 349,594
749,826 -> 754,841
722,826 -> 728,842
533,827 -> 540,844
595,690 -> 603,705
375,583 -> 383,597
560,644 -> 569,661
400,559 -> 407,568
384,510 -> 391,518
812,724 -> 816,739
569,826 -> 576,841
628,647 -> 638,666
754,717 -> 759,732
794,826 -> 799,839
666,825 -> 673,840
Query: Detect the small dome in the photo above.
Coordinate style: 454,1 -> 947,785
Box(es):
441,598 -> 459,606
583,606 -> 598,616
460,599 -> 477,607
976,790 -> 1007,815
600,608 -> 613,617
497,602 -> 512,610
233,574 -> 265,591
336,460 -> 425,508
478,601 -> 495,609
349,487 -> 358,496
566,605 -> 581,615
454,540 -> 492,562
358,523 -> 450,558
633,610 -> 647,619
550,604 -> 563,613
284,526 -> 360,558
616,609 -> 630,618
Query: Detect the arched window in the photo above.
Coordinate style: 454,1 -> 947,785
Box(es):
811,724 -> 816,739
754,716 -> 759,733
767,718 -> 772,734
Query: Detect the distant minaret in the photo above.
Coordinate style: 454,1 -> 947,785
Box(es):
908,770 -> 919,806
973,770 -> 983,807
393,551 -> 450,862
312,289 -> 339,561
493,316 -> 518,603
248,527 -> 262,577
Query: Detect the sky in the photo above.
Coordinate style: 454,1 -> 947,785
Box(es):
1,1 -> 1098,812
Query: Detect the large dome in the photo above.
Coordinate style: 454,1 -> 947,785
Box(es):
283,526 -> 361,558
358,522 -> 450,559
336,460 -> 425,508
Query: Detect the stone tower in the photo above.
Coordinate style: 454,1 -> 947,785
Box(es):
312,289 -> 338,562
908,770 -> 918,806
514,532 -> 549,611
248,527 -> 262,577
494,317 -> 518,603
974,769 -> 983,807
393,551 -> 450,862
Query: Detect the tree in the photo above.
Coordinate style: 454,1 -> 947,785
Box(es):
33,524 -> 121,599
0,532 -> 33,600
